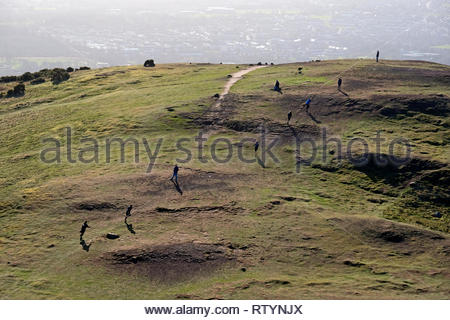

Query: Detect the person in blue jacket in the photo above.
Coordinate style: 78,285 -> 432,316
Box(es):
170,164 -> 179,184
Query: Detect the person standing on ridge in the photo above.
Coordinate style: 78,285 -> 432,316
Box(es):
338,78 -> 342,90
287,111 -> 292,125
170,164 -> 179,184
376,50 -> 380,63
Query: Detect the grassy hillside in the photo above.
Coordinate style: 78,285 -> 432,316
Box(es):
0,60 -> 449,299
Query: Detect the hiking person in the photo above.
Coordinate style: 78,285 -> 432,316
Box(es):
170,164 -> 179,184
254,141 -> 259,153
125,205 -> 132,222
376,50 -> 380,63
125,205 -> 132,217
305,98 -> 312,112
273,80 -> 283,94
287,111 -> 292,125
338,78 -> 342,90
80,221 -> 90,239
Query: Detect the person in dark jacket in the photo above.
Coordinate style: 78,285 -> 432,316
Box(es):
273,80 -> 283,94
254,141 -> 259,153
170,164 -> 179,184
338,78 -> 342,90
287,111 -> 292,125
125,205 -> 132,217
376,50 -> 380,63
125,205 -> 132,222
80,221 -> 90,239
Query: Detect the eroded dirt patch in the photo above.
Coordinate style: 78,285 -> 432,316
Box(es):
155,203 -> 244,215
351,154 -> 447,187
73,201 -> 118,211
337,216 -> 449,253
378,95 -> 449,117
183,93 -> 319,139
103,242 -> 239,283
45,167 -> 243,216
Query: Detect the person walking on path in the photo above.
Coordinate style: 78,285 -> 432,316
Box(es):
338,78 -> 342,90
170,164 -> 179,184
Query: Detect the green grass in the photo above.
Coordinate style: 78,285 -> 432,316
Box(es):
0,60 -> 449,299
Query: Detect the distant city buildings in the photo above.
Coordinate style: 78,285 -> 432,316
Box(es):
1,1 -> 448,75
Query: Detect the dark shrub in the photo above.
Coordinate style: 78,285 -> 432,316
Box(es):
0,75 -> 18,83
79,66 -> 90,70
144,59 -> 156,67
257,62 -> 262,66
37,69 -> 52,78
20,72 -> 34,82
51,69 -> 70,84
66,67 -> 74,72
6,83 -> 25,97
31,77 -> 46,85
15,83 -> 25,95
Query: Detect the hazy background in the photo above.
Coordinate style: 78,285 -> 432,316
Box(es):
0,0 -> 449,75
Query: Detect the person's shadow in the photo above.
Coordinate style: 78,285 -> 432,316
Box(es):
80,237 -> 91,252
338,88 -> 349,97
124,218 -> 136,234
305,106 -> 321,124
289,125 -> 298,138
171,180 -> 183,195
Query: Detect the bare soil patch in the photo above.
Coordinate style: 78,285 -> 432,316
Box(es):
73,201 -> 118,211
337,216 -> 449,254
103,242 -> 240,283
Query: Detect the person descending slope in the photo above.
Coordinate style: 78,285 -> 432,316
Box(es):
254,141 -> 260,153
80,221 -> 90,239
273,80 -> 283,94
305,98 -> 312,112
338,78 -> 342,90
170,164 -> 179,184
376,50 -> 380,63
287,111 -> 292,125
125,205 -> 132,222
126,205 -> 132,217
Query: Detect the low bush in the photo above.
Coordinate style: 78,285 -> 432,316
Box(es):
144,59 -> 156,67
